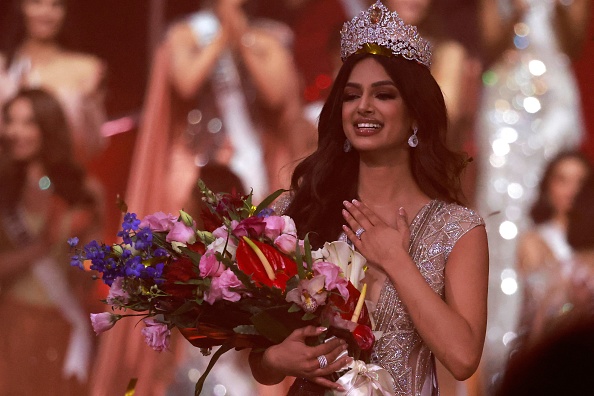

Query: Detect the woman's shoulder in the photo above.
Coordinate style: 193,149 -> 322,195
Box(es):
435,201 -> 484,225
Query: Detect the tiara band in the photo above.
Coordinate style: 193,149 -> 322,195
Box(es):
340,1 -> 432,67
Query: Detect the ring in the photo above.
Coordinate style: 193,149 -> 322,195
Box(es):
355,227 -> 366,239
317,354 -> 328,369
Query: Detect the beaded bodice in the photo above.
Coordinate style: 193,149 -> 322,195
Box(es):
372,201 -> 484,396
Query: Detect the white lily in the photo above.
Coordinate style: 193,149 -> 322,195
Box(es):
313,241 -> 366,290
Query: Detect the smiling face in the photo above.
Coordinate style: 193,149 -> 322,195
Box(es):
341,57 -> 414,157
22,0 -> 66,42
2,97 -> 43,162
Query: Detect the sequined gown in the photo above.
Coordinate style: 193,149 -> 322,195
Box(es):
475,0 -> 584,378
287,200 -> 484,396
369,201 -> 484,396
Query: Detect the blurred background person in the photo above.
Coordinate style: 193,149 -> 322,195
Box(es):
0,88 -> 102,395
474,0 -> 591,391
92,1 -> 315,395
515,151 -> 591,346
0,0 -> 107,168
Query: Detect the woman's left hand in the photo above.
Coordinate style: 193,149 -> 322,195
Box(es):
342,200 -> 410,272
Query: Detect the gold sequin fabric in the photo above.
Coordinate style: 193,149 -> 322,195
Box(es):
372,200 -> 484,395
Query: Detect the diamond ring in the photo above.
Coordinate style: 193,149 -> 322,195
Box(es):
317,354 -> 328,369
355,227 -> 366,239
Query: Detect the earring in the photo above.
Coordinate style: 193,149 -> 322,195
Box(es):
408,126 -> 419,148
343,139 -> 352,153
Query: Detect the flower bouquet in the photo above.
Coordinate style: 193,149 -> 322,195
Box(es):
70,181 -> 380,395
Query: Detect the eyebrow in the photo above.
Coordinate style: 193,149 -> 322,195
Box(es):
345,80 -> 396,88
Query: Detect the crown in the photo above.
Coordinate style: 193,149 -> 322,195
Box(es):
340,1 -> 432,67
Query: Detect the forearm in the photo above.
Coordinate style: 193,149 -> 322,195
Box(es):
248,348 -> 286,385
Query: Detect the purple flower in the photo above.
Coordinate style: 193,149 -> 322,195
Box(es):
141,318 -> 171,352
106,277 -> 130,305
204,269 -> 243,304
313,261 -> 349,301
232,216 -> 266,239
286,275 -> 328,313
90,312 -> 121,335
199,251 -> 226,277
122,213 -> 141,232
67,237 -> 79,247
166,221 -> 196,244
133,227 -> 153,251
263,216 -> 285,240
139,212 -> 178,232
257,207 -> 274,218
70,254 -> 84,270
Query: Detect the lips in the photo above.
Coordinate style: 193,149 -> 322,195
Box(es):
353,119 -> 383,135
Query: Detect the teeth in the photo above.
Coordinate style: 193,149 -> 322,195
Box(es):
357,123 -> 381,129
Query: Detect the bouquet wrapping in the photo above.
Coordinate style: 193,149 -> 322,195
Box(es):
70,181 -> 390,395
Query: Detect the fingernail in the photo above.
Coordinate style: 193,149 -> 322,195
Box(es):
342,209 -> 348,217
337,386 -> 346,392
399,207 -> 405,215
318,327 -> 328,332
343,200 -> 351,207
352,199 -> 360,206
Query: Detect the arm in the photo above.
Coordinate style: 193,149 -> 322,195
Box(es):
343,201 -> 489,380
553,0 -> 592,59
480,0 -> 527,65
430,41 -> 468,126
166,21 -> 229,100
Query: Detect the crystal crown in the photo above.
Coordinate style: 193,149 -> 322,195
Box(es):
340,1 -> 432,67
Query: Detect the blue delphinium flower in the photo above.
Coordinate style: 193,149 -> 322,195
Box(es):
117,230 -> 133,245
153,248 -> 168,258
122,213 -> 141,232
257,207 -> 274,218
70,254 -> 84,269
67,237 -> 79,247
134,227 -> 153,251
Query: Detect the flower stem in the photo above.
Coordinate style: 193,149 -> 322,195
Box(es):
351,283 -> 367,323
242,236 -> 276,281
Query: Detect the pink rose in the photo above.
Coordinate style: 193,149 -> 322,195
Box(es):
139,212 -> 178,232
106,277 -> 130,305
199,251 -> 226,277
166,221 -> 196,244
313,261 -> 349,301
274,234 -> 303,255
204,269 -> 243,304
141,318 -> 171,352
232,217 -> 266,239
90,312 -> 121,335
263,216 -> 285,240
280,216 -> 297,235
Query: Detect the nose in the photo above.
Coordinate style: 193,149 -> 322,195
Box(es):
357,93 -> 374,115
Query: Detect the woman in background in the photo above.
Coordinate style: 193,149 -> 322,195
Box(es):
0,0 -> 106,166
515,151 -> 591,345
0,88 -> 102,395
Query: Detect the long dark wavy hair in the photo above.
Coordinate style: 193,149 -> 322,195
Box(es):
529,150 -> 591,225
0,88 -> 95,210
285,53 -> 469,247
567,174 -> 594,251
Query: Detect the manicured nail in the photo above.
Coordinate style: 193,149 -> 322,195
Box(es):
399,207 -> 405,215
352,199 -> 360,206
318,327 -> 328,332
342,209 -> 349,217
343,200 -> 351,207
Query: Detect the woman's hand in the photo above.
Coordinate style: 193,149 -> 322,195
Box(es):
252,326 -> 352,390
341,199 -> 410,272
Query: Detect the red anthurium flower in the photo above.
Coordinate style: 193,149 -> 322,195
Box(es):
236,237 -> 298,291
353,324 -> 375,351
328,282 -> 371,327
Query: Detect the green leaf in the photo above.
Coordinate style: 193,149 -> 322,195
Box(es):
302,312 -> 317,321
304,233 -> 313,271
234,325 -> 259,335
255,189 -> 286,215
251,307 -> 308,344
288,303 -> 301,313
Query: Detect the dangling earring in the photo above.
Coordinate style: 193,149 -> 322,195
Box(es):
343,139 -> 352,153
408,126 -> 419,148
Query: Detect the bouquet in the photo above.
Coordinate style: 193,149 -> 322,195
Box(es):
70,181 -> 385,395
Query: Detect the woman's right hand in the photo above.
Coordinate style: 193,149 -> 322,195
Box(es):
259,326 -> 352,390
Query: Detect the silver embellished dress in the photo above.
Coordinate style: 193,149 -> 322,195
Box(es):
370,200 -> 484,396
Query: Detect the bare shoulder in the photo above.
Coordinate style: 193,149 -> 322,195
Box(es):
59,51 -> 106,91
166,20 -> 198,47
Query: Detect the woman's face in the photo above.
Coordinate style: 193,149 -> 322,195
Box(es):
547,157 -> 589,216
2,97 -> 43,161
385,0 -> 431,26
22,0 -> 66,41
341,57 -> 413,157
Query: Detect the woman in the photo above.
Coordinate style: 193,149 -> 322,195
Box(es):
249,2 -> 489,395
475,0 -> 590,385
0,88 -> 102,395
0,0 -> 106,166
515,151 -> 591,344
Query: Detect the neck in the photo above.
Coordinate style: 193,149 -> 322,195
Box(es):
356,150 -> 426,206
19,38 -> 61,63
550,212 -> 569,232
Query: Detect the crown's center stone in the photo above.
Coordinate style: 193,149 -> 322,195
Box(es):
370,7 -> 382,24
